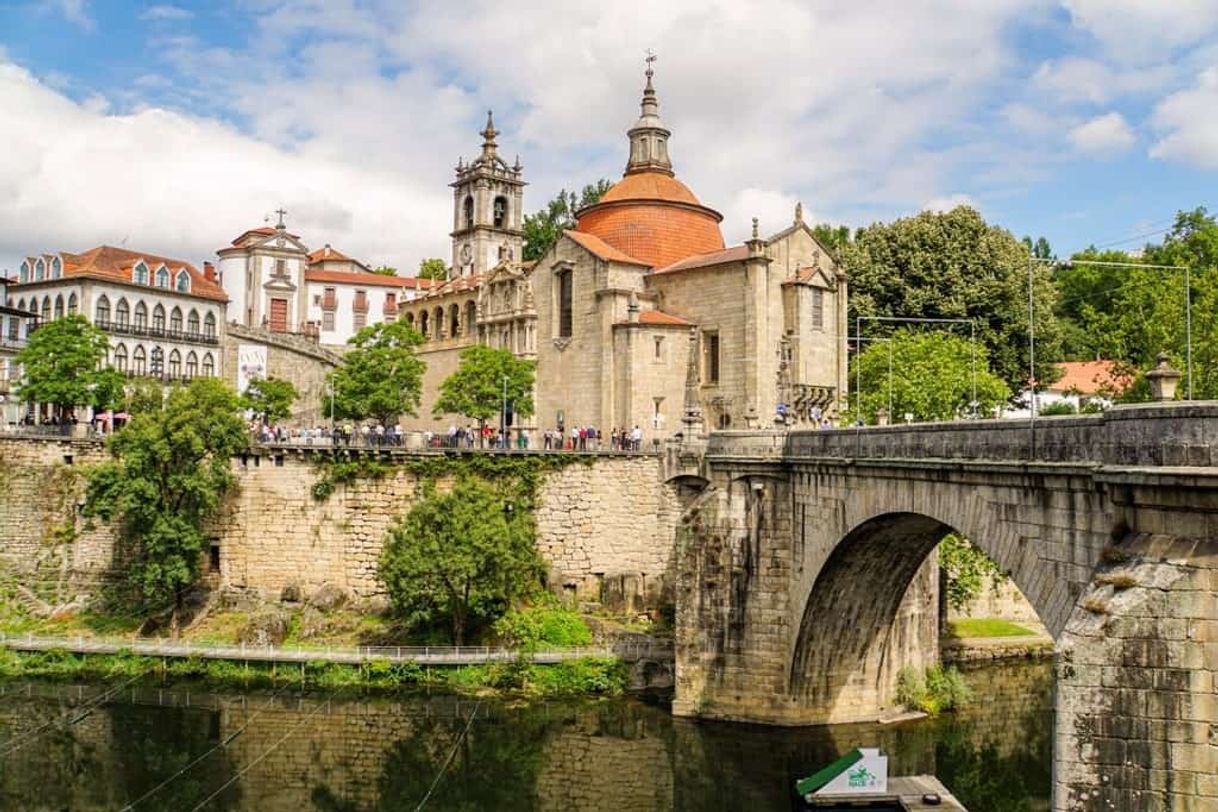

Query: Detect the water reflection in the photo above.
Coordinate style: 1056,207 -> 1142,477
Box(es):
0,660 -> 1051,811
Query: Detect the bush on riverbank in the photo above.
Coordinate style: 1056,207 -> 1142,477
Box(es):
896,664 -> 972,716
0,647 -> 626,698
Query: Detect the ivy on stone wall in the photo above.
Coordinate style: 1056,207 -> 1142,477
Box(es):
310,453 -> 593,503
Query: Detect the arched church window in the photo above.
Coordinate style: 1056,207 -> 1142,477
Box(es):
34,259 -> 45,281
54,295 -> 64,320
420,310 -> 429,338
176,271 -> 190,293
150,346 -> 164,377
201,353 -> 215,377
168,349 -> 181,379
113,344 -> 128,373
493,196 -> 507,228
51,257 -> 62,279
185,351 -> 198,379
204,312 -> 216,338
152,304 -> 165,333
449,304 -> 459,338
19,261 -> 28,284
41,298 -> 51,322
188,310 -> 200,336
134,301 -> 147,330
170,306 -> 183,334
556,269 -> 573,338
433,307 -> 444,338
132,346 -> 146,376
95,295 -> 111,325
463,196 -> 474,229
156,266 -> 170,289
465,300 -> 477,336
133,262 -> 148,285
116,299 -> 129,327
67,293 -> 77,315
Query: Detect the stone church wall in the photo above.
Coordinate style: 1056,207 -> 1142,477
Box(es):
221,323 -> 343,425
0,438 -> 678,613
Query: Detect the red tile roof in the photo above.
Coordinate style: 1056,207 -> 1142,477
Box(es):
638,309 -> 693,326
564,230 -> 650,266
574,170 -> 726,268
18,245 -> 228,302
306,245 -> 356,264
1051,360 -> 1133,396
653,245 -> 749,274
229,226 -> 300,246
305,269 -> 435,289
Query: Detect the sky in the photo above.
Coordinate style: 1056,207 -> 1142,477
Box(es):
1,0 -> 1216,277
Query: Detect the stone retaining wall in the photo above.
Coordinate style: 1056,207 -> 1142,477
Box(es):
0,439 -> 677,613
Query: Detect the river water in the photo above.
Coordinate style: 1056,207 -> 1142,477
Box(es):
0,659 -> 1051,811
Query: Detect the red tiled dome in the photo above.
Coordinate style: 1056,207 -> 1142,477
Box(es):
575,172 -> 724,269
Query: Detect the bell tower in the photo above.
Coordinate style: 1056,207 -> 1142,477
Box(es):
450,111 -> 526,278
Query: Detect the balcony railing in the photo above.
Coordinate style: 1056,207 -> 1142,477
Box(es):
95,319 -> 219,345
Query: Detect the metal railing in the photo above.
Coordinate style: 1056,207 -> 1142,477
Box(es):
0,633 -> 672,665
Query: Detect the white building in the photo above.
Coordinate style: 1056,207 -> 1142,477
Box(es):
0,282 -> 37,426
217,214 -> 435,347
6,247 -> 226,402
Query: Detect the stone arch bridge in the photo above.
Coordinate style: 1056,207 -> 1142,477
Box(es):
665,403 -> 1218,811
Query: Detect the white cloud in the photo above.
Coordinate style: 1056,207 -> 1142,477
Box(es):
1150,67 -> 1218,169
0,63 -> 450,276
140,5 -> 193,22
1068,112 -> 1136,155
38,0 -> 93,30
923,193 -> 977,213
1032,57 -> 1172,104
1064,0 -> 1218,62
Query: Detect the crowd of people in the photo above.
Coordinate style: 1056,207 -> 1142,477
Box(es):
249,421 -> 649,452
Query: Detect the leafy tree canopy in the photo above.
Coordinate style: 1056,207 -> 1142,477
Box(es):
522,179 -> 613,261
378,476 -> 543,644
241,376 -> 298,424
370,265 -> 398,277
329,320 -> 426,426
812,223 -> 853,253
417,258 -> 448,280
851,329 -> 1010,423
84,378 -> 249,622
433,344 -> 535,427
1022,235 -> 1054,260
15,315 -> 122,414
1055,208 -> 1218,399
841,206 -> 1062,397
939,534 -> 1007,615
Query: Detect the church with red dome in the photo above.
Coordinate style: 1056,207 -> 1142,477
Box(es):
401,65 -> 849,436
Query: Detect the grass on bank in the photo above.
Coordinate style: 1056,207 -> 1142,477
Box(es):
0,647 -> 628,698
947,618 -> 1035,639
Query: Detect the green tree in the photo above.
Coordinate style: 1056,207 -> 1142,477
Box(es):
842,206 -> 1062,398
83,378 -> 248,626
329,320 -> 426,426
938,534 -> 1007,613
851,329 -> 1010,423
241,376 -> 298,424
370,265 -> 399,277
812,222 -> 852,252
416,258 -> 448,280
433,345 -> 535,437
15,315 -> 120,417
378,477 -> 543,644
522,179 -> 613,261
1022,235 -> 1053,260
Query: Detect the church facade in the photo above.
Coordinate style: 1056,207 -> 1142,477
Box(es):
402,67 -> 848,438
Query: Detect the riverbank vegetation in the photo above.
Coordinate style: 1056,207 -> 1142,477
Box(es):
947,618 -> 1035,638
0,647 -> 628,698
896,664 -> 972,716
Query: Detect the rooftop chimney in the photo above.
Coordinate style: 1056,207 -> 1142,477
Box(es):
203,261 -> 216,282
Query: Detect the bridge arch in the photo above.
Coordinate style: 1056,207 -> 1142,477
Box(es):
787,510 -> 1051,721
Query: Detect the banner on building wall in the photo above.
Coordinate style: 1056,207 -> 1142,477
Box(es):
237,344 -> 268,394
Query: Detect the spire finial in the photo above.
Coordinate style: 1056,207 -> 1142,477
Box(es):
751,217 -> 759,240
481,110 -> 499,148
645,49 -> 656,88
274,207 -> 288,229
794,201 -> 803,225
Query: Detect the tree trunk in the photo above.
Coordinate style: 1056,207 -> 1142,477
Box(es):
170,593 -> 183,640
453,610 -> 465,647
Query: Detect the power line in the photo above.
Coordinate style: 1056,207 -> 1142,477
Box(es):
414,698 -> 483,811
0,672 -> 144,758
120,682 -> 295,811
187,697 -> 331,812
